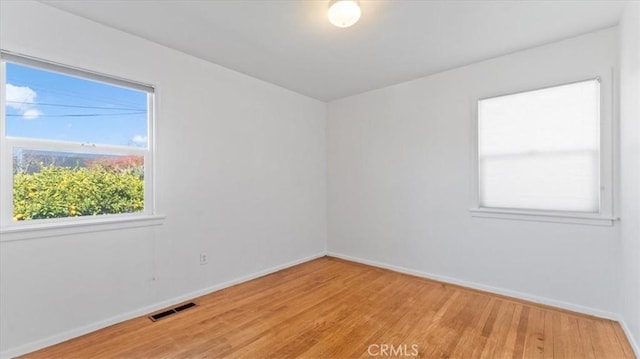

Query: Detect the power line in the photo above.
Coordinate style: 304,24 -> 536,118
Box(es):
7,112 -> 146,118
7,101 -> 145,111
7,76 -> 145,108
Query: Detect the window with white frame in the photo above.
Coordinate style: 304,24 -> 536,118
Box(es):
473,79 -> 614,224
0,53 -> 154,228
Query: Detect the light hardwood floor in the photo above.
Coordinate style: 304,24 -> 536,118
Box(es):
24,257 -> 635,358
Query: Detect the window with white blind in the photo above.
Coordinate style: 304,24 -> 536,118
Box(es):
471,79 -> 615,226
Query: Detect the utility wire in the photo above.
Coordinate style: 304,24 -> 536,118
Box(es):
7,76 -> 144,108
7,112 -> 146,118
6,101 -> 145,111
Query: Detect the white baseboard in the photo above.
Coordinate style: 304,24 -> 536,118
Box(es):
619,318 -> 640,358
327,251 -> 619,321
0,252 -> 327,359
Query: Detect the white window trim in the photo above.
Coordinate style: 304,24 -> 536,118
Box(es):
469,208 -> 617,226
0,214 -> 166,242
0,51 -> 163,239
469,72 -> 618,227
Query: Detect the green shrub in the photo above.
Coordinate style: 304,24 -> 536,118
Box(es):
13,164 -> 144,221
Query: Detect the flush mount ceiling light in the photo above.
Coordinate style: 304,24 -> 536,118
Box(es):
328,0 -> 361,28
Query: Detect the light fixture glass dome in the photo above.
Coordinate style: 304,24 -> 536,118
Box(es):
328,0 -> 361,28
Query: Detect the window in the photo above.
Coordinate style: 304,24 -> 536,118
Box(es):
472,79 -> 615,225
1,52 -> 155,231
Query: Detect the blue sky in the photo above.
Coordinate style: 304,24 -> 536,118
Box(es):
5,62 -> 148,147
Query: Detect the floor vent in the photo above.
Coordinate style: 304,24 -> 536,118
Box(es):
149,302 -> 197,322
174,302 -> 196,312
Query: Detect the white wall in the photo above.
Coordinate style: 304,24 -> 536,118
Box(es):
619,1 -> 640,354
0,1 -> 327,356
328,28 -> 621,317
1,1 -> 636,357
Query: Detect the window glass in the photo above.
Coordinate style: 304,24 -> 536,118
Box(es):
6,63 -> 148,147
2,56 -> 153,225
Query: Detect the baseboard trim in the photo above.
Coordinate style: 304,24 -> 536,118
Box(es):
326,251 -> 619,321
0,252 -> 327,359
619,318 -> 640,358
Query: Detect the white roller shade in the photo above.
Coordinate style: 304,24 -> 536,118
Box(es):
478,79 -> 601,212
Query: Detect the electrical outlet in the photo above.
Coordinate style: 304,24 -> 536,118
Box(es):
200,252 -> 208,265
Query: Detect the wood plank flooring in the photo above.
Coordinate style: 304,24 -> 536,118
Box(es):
23,257 -> 635,358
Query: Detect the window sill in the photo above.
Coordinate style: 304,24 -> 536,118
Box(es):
469,208 -> 617,226
0,214 -> 165,242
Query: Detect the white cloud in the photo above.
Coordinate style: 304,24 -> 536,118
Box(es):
6,83 -> 41,119
6,84 -> 36,109
131,135 -> 147,144
22,109 -> 43,120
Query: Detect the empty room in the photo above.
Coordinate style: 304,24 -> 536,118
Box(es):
0,0 -> 639,358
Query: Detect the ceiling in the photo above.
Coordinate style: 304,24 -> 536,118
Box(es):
41,0 -> 626,102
